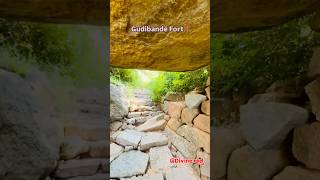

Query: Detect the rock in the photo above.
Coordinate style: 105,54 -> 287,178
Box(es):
212,125 -> 246,179
149,146 -> 173,172
162,101 -> 169,114
305,80 -> 320,121
248,92 -> 300,104
201,100 -> 210,115
111,121 -> 123,131
205,87 -> 210,99
128,111 -> 151,118
240,103 -> 308,150
124,146 -> 135,152
273,166 -> 320,180
167,118 -> 183,131
197,151 -> 210,178
89,141 -> 109,158
135,114 -> 166,132
228,146 -> 290,180
60,137 -> 89,160
0,70 -> 58,180
177,125 -> 210,153
181,108 -> 200,124
110,143 -> 124,162
68,174 -> 108,180
293,122 -> 320,170
165,128 -> 198,159
166,167 -> 200,180
116,130 -> 143,148
111,84 -> 128,121
168,101 -> 185,119
308,48 -> 320,78
110,151 -> 149,178
140,132 -> 169,151
164,92 -> 185,101
111,131 -> 121,142
185,93 -> 207,109
193,114 -> 210,133
55,159 -> 102,178
164,115 -> 170,121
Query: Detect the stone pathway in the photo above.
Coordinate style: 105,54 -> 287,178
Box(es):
110,89 -> 201,179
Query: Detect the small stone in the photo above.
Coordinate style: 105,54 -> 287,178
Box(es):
193,114 -> 210,133
185,93 -> 207,109
124,146 -> 134,152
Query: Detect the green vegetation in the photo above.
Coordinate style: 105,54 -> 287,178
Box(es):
212,18 -> 320,95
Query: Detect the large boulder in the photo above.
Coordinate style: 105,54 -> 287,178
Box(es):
181,108 -> 200,124
212,125 -> 246,179
240,103 -> 308,150
292,122 -> 320,170
110,84 -> 128,121
193,114 -> 210,133
228,146 -> 290,180
0,70 -> 58,180
168,102 -> 185,119
273,166 -> 320,180
305,80 -> 320,121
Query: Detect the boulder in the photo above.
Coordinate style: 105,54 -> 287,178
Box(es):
164,92 -> 185,101
273,166 -> 320,180
293,122 -> 320,170
201,100 -> 210,115
116,130 -> 143,148
140,132 -> 169,151
240,103 -> 308,150
167,118 -> 183,131
228,146 -> 290,180
181,108 -> 200,124
110,84 -> 128,121
193,114 -> 210,133
110,143 -> 124,162
166,167 -> 200,180
149,146 -> 173,172
212,125 -> 246,179
308,48 -> 320,78
110,151 -> 149,178
177,125 -> 210,153
168,101 -> 185,119
185,93 -> 207,109
55,159 -> 103,178
136,114 -> 166,132
0,70 -> 58,180
305,80 -> 320,121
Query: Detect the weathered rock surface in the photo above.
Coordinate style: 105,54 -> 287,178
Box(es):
110,143 -> 124,162
167,118 -> 182,131
293,122 -> 320,170
110,151 -> 149,178
55,159 -> 102,178
185,93 -> 207,109
308,48 -> 320,78
273,166 -> 320,180
111,121 -> 123,131
136,114 -> 166,132
166,167 -> 200,180
140,132 -> 169,151
228,146 -> 290,180
205,87 -> 210,99
149,146 -> 173,172
193,114 -> 210,133
164,92 -> 185,102
116,130 -> 143,148
212,125 -> 246,179
305,80 -> 320,121
201,100 -> 210,115
240,103 -> 308,150
111,84 -> 128,121
168,102 -> 185,119
181,108 -> 200,124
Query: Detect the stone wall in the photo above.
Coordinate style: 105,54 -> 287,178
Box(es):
162,77 -> 210,180
213,48 -> 320,180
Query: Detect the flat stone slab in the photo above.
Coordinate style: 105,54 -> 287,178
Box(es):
55,159 -> 103,178
116,130 -> 144,148
165,167 -> 200,180
110,151 -> 149,178
110,143 -> 124,162
136,114 -> 166,132
140,132 -> 169,151
149,146 -> 173,172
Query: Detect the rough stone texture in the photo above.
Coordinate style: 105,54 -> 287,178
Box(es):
181,108 -> 200,124
293,122 -> 320,170
305,80 -> 320,121
110,143 -> 124,162
240,103 -> 308,150
110,151 -> 149,178
166,167 -> 200,180
212,0 -> 320,33
308,48 -> 320,78
177,125 -> 210,153
167,118 -> 183,132
55,159 -> 102,178
201,100 -> 210,115
168,102 -> 185,119
60,137 -> 89,160
193,114 -> 210,133
165,128 -> 197,159
111,0 -> 210,71
111,84 -> 128,121
185,93 -> 207,109
212,125 -> 246,179
228,146 -> 290,180
116,130 -> 143,148
0,70 -> 58,180
140,132 -> 169,151
111,121 -> 123,131
136,114 -> 166,132
273,166 -> 320,180
149,146 -> 173,172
